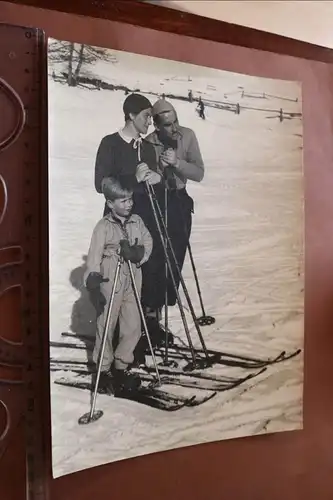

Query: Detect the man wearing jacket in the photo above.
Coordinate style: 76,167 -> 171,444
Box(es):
137,98 -> 205,335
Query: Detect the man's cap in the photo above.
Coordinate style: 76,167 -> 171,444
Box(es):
123,93 -> 152,116
152,99 -> 176,117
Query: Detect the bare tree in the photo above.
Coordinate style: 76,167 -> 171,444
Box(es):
67,42 -> 75,86
73,43 -> 85,84
48,39 -> 117,86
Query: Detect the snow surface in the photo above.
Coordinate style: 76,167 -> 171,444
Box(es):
48,51 -> 304,479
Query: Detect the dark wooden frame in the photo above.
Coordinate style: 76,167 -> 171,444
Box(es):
1,1 -> 333,499
4,0 -> 333,61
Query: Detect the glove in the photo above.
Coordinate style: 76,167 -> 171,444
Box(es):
86,272 -> 109,291
119,238 -> 145,264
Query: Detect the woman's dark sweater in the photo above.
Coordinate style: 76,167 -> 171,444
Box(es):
94,132 -> 158,193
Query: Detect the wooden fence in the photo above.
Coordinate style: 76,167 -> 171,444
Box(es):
52,72 -> 302,121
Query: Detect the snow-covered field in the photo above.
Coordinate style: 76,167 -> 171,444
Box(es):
48,50 -> 304,479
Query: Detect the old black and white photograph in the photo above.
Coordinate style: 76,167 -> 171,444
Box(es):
48,38 -> 304,478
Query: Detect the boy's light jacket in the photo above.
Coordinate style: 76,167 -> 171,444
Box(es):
84,212 -> 153,285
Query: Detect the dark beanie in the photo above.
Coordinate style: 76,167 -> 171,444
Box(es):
123,93 -> 152,117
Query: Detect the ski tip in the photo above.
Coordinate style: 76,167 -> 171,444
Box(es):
284,348 -> 302,360
185,391 -> 217,407
78,410 -> 103,425
276,348 -> 302,363
245,367 -> 267,382
204,391 -> 218,403
257,367 -> 267,376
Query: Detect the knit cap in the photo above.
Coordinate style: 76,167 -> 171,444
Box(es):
152,99 -> 176,117
123,93 -> 152,116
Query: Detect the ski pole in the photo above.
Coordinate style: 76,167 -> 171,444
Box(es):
164,182 -> 169,364
186,242 -> 215,326
148,184 -> 210,363
145,181 -> 197,366
78,257 -> 122,425
127,261 -> 161,386
175,190 -> 215,327
162,175 -> 177,367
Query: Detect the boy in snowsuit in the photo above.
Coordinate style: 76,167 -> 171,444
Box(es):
84,177 -> 153,392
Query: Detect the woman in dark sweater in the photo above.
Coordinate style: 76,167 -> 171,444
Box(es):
94,93 -> 161,212
94,93 -> 167,347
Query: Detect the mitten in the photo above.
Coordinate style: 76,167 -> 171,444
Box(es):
119,239 -> 144,264
86,272 -> 109,316
119,239 -> 132,261
89,289 -> 107,317
86,272 -> 109,291
129,238 -> 145,264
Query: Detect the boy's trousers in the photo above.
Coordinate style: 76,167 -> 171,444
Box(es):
93,255 -> 142,371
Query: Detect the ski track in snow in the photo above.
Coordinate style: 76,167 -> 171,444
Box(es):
48,69 -> 304,478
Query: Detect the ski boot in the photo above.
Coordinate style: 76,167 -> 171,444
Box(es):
145,313 -> 175,348
159,327 -> 174,348
132,335 -> 147,367
93,370 -> 113,396
111,367 -> 142,394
